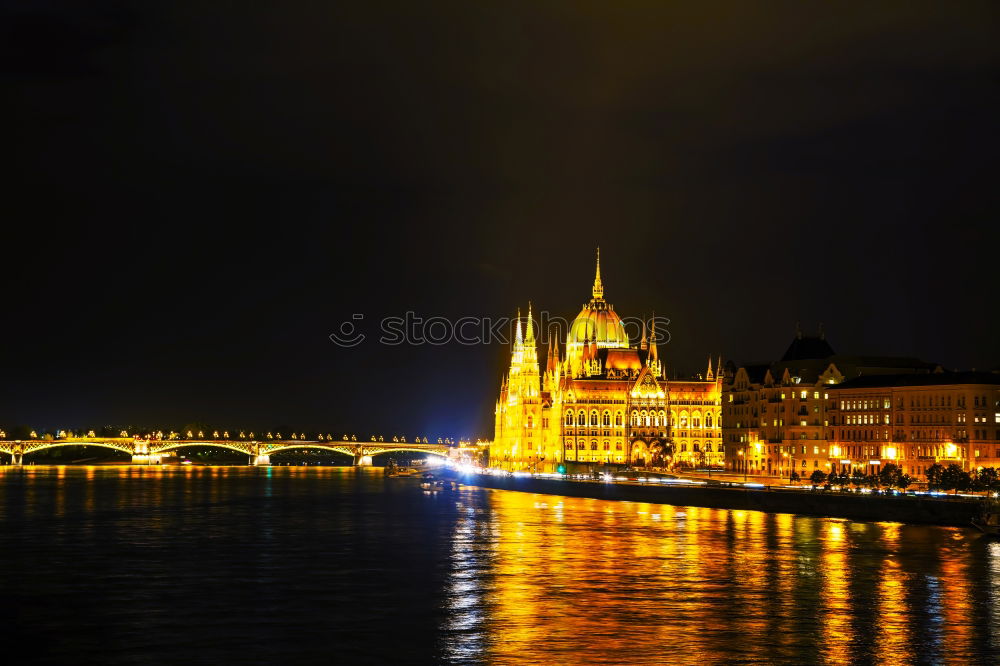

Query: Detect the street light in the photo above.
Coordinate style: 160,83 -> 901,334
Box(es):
739,448 -> 746,482
783,451 -> 795,484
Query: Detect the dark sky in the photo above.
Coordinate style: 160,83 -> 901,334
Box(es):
4,1 -> 999,438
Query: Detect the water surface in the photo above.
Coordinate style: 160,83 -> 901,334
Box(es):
1,466 -> 997,664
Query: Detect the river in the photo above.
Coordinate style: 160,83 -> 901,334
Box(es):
1,466 -> 997,664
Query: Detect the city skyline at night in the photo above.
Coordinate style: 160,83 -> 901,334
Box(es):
3,4 -> 1000,665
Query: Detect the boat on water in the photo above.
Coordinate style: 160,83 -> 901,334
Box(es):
972,509 -> 1000,536
971,498 -> 1000,535
384,461 -> 425,477
419,472 -> 459,492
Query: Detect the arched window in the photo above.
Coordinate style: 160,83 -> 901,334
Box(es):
615,412 -> 623,426
565,411 -> 574,426
659,410 -> 666,428
591,441 -> 598,451
566,442 -> 575,450
616,443 -> 622,450
694,441 -> 700,452
706,413 -> 713,428
642,410 -> 650,427
631,410 -> 639,426
692,412 -> 701,429
578,411 -> 585,427
603,441 -> 610,451
705,443 -> 712,452
591,410 -> 599,427
603,411 -> 611,426
680,412 -> 689,429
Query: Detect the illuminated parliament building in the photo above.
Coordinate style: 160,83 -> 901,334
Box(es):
491,252 -> 722,472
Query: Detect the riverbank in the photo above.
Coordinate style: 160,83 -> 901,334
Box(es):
452,471 -> 985,528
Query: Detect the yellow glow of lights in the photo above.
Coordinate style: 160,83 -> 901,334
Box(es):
885,447 -> 897,460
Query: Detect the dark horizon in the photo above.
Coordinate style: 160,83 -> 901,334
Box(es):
4,2 -> 998,438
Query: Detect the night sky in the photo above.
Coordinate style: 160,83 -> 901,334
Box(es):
4,2 -> 999,439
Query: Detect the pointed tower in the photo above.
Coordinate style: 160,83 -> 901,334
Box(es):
706,355 -> 714,381
546,337 -> 559,375
640,317 -> 648,351
648,315 -> 662,378
592,246 -> 604,299
520,302 -> 540,397
523,302 -> 538,367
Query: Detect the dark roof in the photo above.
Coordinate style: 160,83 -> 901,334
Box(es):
833,371 -> 1000,390
742,364 -> 771,384
780,335 -> 835,362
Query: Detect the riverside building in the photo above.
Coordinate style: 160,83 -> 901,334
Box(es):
723,329 -> 1000,478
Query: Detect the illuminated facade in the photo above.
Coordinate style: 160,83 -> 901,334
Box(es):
492,253 -> 722,472
722,329 -> 1000,478
826,374 -> 1000,476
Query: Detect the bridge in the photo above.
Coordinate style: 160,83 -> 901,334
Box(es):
0,436 -> 454,466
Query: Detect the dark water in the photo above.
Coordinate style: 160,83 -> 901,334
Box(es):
2,466 -> 998,664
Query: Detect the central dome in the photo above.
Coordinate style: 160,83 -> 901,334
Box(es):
569,299 -> 629,349
566,250 -> 630,373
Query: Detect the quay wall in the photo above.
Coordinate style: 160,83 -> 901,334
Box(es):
455,473 -> 983,528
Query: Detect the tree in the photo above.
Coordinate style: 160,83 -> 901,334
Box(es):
940,464 -> 971,494
976,467 -> 1000,494
790,470 -> 800,482
850,468 -> 866,488
896,473 -> 913,491
925,463 -> 945,491
879,463 -> 902,489
810,469 -> 827,486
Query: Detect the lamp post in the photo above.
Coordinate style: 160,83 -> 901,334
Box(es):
783,451 -> 795,484
739,448 -> 746,482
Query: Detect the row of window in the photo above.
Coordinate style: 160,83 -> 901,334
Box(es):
561,410 -> 720,428
566,442 -> 623,451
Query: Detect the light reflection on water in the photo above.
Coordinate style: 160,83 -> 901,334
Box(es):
1,466 -> 998,664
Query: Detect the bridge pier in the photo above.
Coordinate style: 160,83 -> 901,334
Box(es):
252,454 -> 270,466
11,451 -> 23,466
353,453 -> 373,466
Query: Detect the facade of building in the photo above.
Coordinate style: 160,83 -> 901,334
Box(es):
723,331 -> 1000,479
491,253 -> 722,472
826,373 -> 1000,477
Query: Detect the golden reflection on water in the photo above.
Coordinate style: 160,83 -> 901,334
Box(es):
875,523 -> 910,666
822,520 -> 851,663
449,489 -> 991,665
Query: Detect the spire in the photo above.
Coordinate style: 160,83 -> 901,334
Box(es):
592,247 -> 604,299
716,355 -> 723,381
640,317 -> 648,351
547,337 -> 559,374
525,302 -> 535,343
515,308 -> 523,345
706,355 -> 714,380
648,314 -> 658,361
